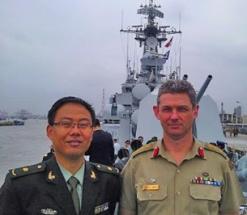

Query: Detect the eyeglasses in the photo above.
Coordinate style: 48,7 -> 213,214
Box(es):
53,119 -> 92,130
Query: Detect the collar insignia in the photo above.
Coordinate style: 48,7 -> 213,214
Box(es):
90,170 -> 96,180
48,171 -> 56,180
152,146 -> 159,158
198,147 -> 205,158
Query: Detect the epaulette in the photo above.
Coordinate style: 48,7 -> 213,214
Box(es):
92,163 -> 119,175
9,162 -> 46,179
204,143 -> 228,159
132,142 -> 155,158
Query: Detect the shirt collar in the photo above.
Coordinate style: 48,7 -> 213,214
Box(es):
57,161 -> 85,185
152,138 -> 206,161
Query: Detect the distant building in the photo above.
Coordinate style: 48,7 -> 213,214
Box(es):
0,111 -> 8,120
234,105 -> 242,118
220,113 -> 242,124
219,102 -> 243,124
242,115 -> 247,124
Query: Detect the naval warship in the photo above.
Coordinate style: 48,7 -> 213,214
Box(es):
101,0 -> 225,145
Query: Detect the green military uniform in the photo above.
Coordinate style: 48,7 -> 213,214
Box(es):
0,156 -> 120,215
120,139 -> 246,215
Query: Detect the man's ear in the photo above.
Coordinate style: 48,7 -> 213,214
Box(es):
193,104 -> 199,118
153,105 -> 160,119
46,125 -> 53,140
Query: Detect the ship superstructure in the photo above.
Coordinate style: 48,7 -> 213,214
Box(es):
103,0 -> 181,141
102,0 -> 225,144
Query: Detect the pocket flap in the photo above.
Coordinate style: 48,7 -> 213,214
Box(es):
190,184 -> 221,201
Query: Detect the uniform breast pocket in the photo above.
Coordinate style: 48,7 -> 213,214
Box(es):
136,183 -> 167,202
189,184 -> 221,215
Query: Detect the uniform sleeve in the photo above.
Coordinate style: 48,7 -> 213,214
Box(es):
220,160 -> 246,214
0,174 -> 22,215
119,159 -> 137,215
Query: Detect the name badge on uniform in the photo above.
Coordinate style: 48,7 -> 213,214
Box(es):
40,208 -> 57,215
142,184 -> 160,191
94,202 -> 109,214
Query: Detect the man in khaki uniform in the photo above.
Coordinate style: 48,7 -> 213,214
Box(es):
120,80 -> 245,215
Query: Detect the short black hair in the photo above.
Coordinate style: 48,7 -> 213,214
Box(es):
130,139 -> 142,151
47,96 -> 95,125
157,80 -> 197,107
117,148 -> 129,159
93,118 -> 101,127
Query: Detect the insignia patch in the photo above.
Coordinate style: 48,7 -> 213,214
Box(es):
11,169 -> 17,176
48,171 -> 56,180
142,184 -> 160,191
152,146 -> 159,158
22,167 -> 29,172
94,202 -> 109,214
90,170 -> 96,180
149,178 -> 156,183
198,147 -> 205,158
40,208 -> 57,215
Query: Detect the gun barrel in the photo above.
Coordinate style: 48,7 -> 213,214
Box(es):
196,75 -> 213,103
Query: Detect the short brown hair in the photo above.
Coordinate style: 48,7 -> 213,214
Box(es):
157,80 -> 197,107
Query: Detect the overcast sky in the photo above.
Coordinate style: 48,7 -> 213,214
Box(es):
0,0 -> 247,116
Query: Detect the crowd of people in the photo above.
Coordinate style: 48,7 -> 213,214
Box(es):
0,80 -> 246,215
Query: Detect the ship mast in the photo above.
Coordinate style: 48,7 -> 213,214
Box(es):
106,1 -> 182,141
120,0 -> 181,91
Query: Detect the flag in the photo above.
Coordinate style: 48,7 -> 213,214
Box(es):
165,37 -> 173,48
163,50 -> 170,60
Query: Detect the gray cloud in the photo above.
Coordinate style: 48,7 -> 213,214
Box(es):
0,0 -> 246,115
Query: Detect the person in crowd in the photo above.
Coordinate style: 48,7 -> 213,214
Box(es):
0,96 -> 120,215
233,126 -> 239,137
120,80 -> 245,215
86,118 -> 115,166
42,145 -> 54,161
137,136 -> 144,144
113,138 -> 121,161
216,140 -> 228,155
114,148 -> 130,172
146,136 -> 158,144
130,139 -> 142,152
124,140 -> 131,153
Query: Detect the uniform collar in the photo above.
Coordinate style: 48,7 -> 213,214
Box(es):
151,138 -> 206,162
57,161 -> 85,186
184,139 -> 206,160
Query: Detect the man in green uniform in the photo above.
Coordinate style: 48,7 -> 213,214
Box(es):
120,80 -> 245,215
0,96 -> 120,215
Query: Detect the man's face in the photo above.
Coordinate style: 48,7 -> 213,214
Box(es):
153,93 -> 199,140
47,103 -> 93,161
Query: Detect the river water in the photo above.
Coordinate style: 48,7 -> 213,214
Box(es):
1,119 -> 246,199
0,119 -> 50,186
